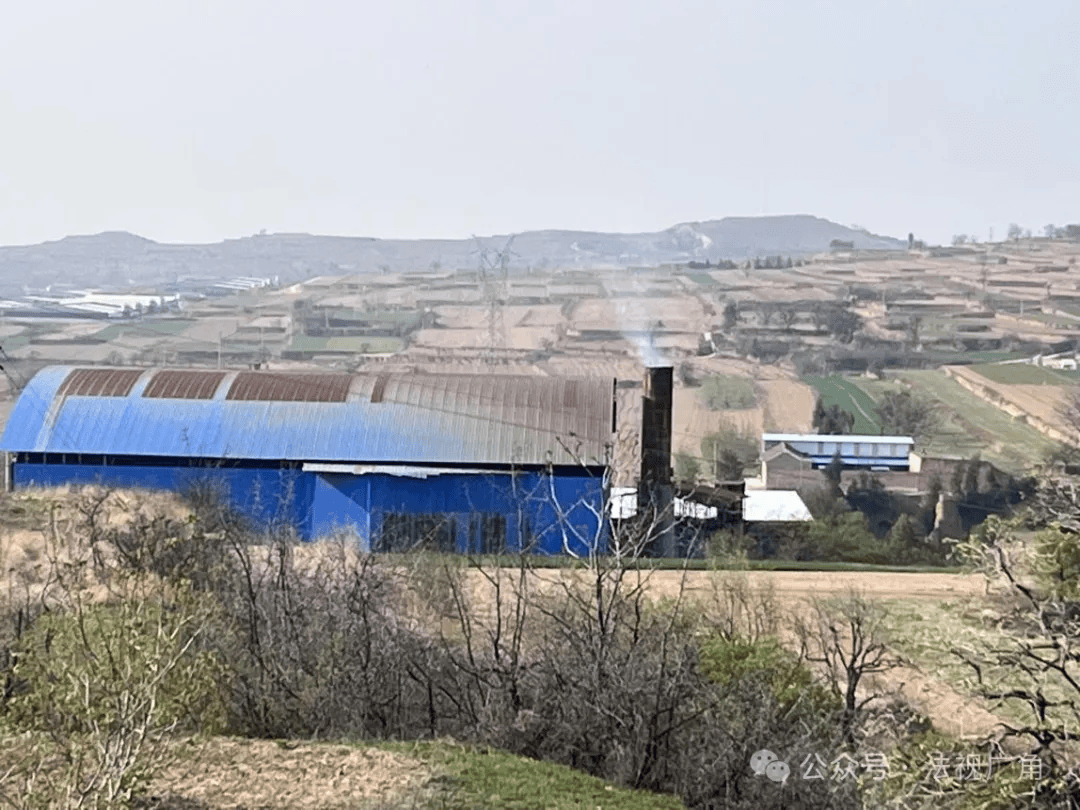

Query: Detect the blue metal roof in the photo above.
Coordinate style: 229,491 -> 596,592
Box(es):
1,367 -> 614,466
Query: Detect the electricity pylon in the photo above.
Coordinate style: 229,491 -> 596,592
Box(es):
474,235 -> 515,365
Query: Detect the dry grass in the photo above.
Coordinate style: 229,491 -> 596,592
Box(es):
0,485 -> 193,606
146,738 -> 433,810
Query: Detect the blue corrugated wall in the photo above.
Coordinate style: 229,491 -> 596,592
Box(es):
12,460 -> 606,555
363,470 -> 604,555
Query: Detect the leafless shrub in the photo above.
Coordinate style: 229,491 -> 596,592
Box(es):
703,571 -> 781,642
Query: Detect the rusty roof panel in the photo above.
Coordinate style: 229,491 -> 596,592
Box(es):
56,368 -> 143,398
143,370 -> 226,400
227,372 -> 351,402
3,368 -> 614,466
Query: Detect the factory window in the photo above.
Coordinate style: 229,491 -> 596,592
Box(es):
377,513 -> 457,553
468,513 -> 507,555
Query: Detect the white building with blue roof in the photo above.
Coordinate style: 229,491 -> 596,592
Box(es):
762,433 -> 915,474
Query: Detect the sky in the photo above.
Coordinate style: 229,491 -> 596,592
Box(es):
0,0 -> 1077,248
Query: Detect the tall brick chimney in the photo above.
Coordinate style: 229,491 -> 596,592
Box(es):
639,364 -> 674,556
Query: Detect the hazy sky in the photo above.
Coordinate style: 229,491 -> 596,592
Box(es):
1,0 -> 1077,247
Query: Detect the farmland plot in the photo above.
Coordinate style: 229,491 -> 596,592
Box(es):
946,365 -> 1074,446
967,362 -> 1079,385
898,370 -> 1059,472
802,375 -> 882,433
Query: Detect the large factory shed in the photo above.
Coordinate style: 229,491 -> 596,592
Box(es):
0,367 -> 615,555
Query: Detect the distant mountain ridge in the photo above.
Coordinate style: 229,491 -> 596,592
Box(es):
0,215 -> 904,291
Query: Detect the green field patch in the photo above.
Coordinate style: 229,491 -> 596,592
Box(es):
698,374 -> 757,409
376,740 -> 684,809
0,333 -> 33,350
681,272 -> 716,286
967,362 -> 1077,385
802,375 -> 882,433
1015,310 -> 1080,328
0,323 -> 65,351
1054,302 -> 1080,319
897,370 -> 1058,474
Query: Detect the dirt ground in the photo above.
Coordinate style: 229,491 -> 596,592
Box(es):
671,388 -> 763,458
637,569 -> 984,603
757,378 -> 816,433
147,738 -> 433,810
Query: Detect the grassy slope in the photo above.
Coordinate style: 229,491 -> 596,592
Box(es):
379,741 -> 686,810
139,736 -> 687,809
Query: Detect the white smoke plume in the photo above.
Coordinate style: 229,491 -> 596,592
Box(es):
611,273 -> 670,368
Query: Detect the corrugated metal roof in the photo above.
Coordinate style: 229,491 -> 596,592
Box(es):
743,490 -> 813,522
144,370 -> 227,400
56,368 -> 143,398
1,367 -> 614,466
228,372 -> 352,402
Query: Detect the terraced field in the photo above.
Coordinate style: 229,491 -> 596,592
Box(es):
804,371 -> 1058,474
898,370 -> 1059,473
966,362 -> 1079,385
802,375 -> 881,433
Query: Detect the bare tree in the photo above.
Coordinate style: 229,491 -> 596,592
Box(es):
944,482 -> 1080,799
793,591 -> 903,744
